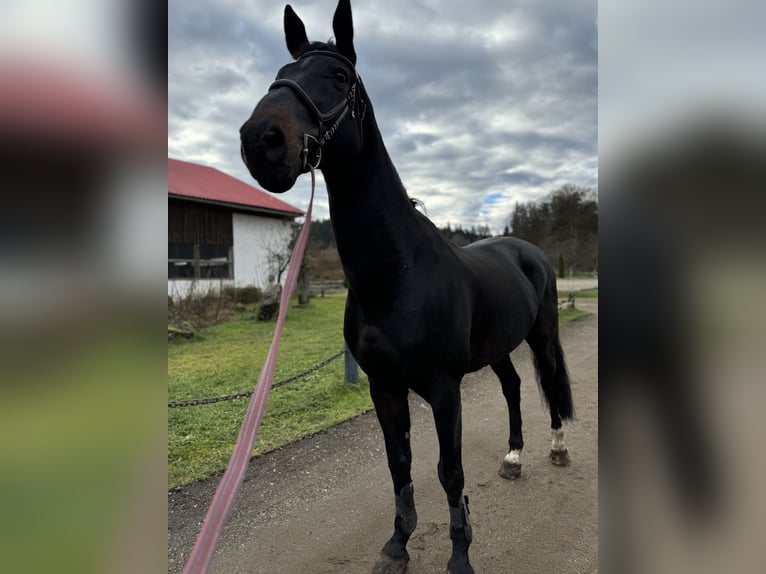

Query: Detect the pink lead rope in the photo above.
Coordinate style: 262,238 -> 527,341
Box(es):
183,168 -> 316,574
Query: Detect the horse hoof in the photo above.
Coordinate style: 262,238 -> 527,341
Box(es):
550,448 -> 570,466
372,552 -> 409,574
499,460 -> 522,480
447,557 -> 475,574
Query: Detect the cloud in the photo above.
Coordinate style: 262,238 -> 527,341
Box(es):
169,0 -> 597,233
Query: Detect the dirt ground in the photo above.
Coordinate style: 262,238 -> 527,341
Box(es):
168,300 -> 597,574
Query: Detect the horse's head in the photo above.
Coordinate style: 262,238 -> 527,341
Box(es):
240,0 -> 365,193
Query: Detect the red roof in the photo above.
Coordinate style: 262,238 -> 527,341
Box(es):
168,158 -> 304,217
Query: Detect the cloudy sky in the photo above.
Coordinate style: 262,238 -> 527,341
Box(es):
169,0 -> 597,232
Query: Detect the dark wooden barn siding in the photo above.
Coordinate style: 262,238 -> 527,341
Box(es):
168,198 -> 233,245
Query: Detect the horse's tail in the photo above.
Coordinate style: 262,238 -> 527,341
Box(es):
518,241 -> 574,422
550,333 -> 574,420
530,324 -> 575,422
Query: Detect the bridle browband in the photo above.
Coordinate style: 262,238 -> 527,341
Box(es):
268,50 -> 365,170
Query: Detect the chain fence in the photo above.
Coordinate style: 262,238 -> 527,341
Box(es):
168,349 -> 345,408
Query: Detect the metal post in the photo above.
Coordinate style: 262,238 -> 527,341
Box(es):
344,341 -> 359,384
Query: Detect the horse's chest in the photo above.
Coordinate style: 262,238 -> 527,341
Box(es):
343,285 -> 468,384
349,321 -> 432,384
354,323 -> 406,374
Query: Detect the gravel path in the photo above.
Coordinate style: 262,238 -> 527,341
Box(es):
168,302 -> 598,574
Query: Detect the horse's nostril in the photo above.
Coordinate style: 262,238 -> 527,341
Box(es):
262,127 -> 286,164
264,128 -> 282,147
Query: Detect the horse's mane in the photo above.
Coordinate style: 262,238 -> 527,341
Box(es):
409,197 -> 428,215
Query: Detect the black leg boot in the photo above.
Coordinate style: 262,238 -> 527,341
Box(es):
447,496 -> 475,574
373,483 -> 417,574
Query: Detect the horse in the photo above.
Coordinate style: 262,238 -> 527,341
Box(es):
239,2 -> 574,572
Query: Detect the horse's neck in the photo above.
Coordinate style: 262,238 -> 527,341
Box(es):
323,128 -> 423,299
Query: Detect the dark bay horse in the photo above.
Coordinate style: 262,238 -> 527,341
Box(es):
239,2 -> 574,572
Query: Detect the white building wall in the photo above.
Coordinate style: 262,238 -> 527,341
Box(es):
231,213 -> 295,289
167,212 -> 296,299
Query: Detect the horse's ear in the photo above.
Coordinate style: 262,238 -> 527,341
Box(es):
284,5 -> 309,59
332,0 -> 356,65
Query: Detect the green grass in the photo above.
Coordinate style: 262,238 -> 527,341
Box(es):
558,287 -> 599,299
168,294 -> 372,489
558,306 -> 590,324
168,292 -> 592,489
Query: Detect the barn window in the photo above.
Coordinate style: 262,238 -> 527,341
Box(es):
168,242 -> 232,279
168,199 -> 234,280
168,243 -> 195,278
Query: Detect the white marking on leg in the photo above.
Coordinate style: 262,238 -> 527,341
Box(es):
551,428 -> 566,452
504,449 -> 521,465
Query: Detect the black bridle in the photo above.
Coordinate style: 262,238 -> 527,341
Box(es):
268,50 -> 366,170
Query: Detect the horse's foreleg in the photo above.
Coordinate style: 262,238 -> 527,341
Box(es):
370,380 -> 416,574
491,356 -> 524,479
431,378 -> 475,574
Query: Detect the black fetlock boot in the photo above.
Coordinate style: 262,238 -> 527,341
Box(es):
447,496 -> 475,574
374,483 -> 417,574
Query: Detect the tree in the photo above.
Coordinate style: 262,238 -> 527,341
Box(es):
257,223 -> 312,320
508,184 -> 598,274
306,219 -> 344,281
257,225 -> 298,292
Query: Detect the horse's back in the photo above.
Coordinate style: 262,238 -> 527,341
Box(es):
461,236 -> 554,298
457,236 -> 556,366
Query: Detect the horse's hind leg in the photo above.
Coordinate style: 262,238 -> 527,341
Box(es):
491,356 -> 524,479
549,425 -> 570,466
370,379 -> 417,574
527,323 -> 575,466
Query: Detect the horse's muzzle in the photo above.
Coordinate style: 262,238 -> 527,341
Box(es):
239,120 -> 297,193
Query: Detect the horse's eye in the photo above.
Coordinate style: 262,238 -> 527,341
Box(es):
334,70 -> 348,84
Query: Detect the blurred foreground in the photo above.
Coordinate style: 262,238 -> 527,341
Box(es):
601,1 -> 766,572
1,1 -> 166,573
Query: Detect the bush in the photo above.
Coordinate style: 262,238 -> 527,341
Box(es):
222,285 -> 263,305
168,283 -> 237,333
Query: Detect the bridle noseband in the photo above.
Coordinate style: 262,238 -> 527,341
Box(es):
268,50 -> 366,170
